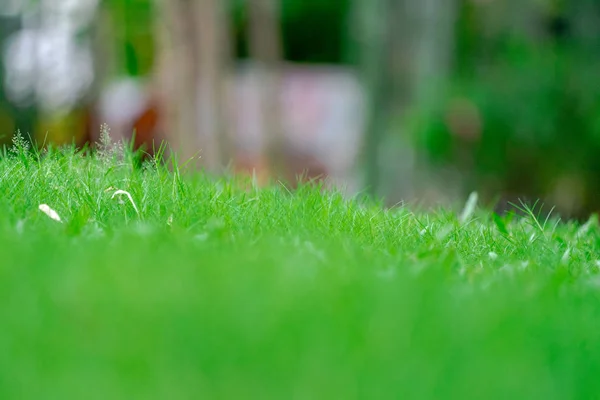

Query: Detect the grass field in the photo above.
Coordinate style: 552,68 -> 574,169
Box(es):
1,134 -> 600,399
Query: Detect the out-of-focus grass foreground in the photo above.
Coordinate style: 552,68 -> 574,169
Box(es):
1,1 -> 600,398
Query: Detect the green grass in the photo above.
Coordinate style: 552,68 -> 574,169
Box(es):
2,136 -> 600,399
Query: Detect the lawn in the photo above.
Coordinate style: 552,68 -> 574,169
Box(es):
1,134 -> 600,399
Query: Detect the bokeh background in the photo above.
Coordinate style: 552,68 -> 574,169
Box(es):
0,0 -> 598,219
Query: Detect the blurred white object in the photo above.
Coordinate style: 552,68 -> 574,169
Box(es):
233,62 -> 366,178
98,78 -> 149,133
4,28 -> 93,112
38,203 -> 62,223
2,0 -> 99,113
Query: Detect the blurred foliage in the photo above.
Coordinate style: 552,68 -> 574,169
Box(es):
103,0 -> 156,76
100,0 -> 351,75
407,1 -> 600,216
231,0 -> 351,63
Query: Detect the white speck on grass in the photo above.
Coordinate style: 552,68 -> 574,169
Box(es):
488,252 -> 498,260
111,189 -> 139,215
38,204 -> 62,223
459,191 -> 478,224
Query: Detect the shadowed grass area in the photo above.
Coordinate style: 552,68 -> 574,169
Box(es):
1,136 -> 600,399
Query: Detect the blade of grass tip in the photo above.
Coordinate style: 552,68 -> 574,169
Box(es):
577,213 -> 598,238
153,140 -> 168,166
459,191 -> 478,224
38,204 -> 63,223
130,130 -> 137,154
36,131 -> 50,163
111,189 -> 140,216
180,151 -> 202,172
278,180 -> 293,196
561,247 -> 571,264
511,199 -> 545,233
493,213 -> 511,236
542,205 -> 555,229
528,200 -> 545,233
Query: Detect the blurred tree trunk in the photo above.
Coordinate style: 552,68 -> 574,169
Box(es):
355,0 -> 457,200
154,0 -> 200,166
407,0 -> 457,103
403,0 -> 458,204
86,4 -> 116,145
353,0 -> 391,197
193,0 -> 233,172
246,0 -> 285,178
154,0 -> 232,172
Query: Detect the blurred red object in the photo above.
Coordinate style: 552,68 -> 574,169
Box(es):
80,63 -> 364,185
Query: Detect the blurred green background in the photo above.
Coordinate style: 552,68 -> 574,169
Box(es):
0,0 -> 598,218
